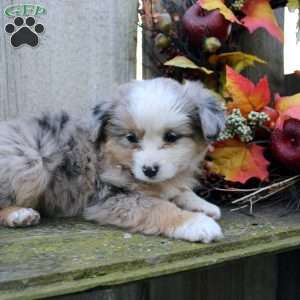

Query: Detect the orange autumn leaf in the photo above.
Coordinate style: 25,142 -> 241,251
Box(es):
197,0 -> 240,23
225,66 -> 271,116
209,140 -> 269,183
274,93 -> 300,129
241,0 -> 284,43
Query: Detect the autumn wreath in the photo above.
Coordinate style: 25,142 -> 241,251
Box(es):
140,0 -> 300,213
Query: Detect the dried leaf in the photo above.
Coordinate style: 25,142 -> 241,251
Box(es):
197,0 -> 240,23
209,139 -> 269,183
225,66 -> 271,116
209,51 -> 266,72
241,0 -> 284,43
164,56 -> 214,74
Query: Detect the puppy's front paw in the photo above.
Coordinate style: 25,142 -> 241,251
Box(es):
199,202 -> 221,220
172,213 -> 223,243
5,208 -> 40,227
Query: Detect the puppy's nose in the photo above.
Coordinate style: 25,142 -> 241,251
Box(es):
142,165 -> 159,178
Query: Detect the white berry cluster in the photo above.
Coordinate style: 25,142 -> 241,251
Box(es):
218,108 -> 270,143
230,0 -> 246,10
248,111 -> 270,127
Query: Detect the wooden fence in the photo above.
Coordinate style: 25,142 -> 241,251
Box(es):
0,0 -> 137,120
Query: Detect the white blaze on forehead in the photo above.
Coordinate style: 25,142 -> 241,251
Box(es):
127,81 -> 189,132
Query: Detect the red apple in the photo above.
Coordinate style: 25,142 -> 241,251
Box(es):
182,4 -> 231,45
270,118 -> 300,170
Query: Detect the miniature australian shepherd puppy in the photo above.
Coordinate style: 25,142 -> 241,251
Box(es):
0,78 -> 225,243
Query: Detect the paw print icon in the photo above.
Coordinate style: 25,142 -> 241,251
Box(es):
5,17 -> 44,47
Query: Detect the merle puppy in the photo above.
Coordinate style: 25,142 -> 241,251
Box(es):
0,78 -> 225,243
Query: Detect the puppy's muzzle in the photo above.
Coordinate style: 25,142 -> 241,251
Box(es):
142,165 -> 159,178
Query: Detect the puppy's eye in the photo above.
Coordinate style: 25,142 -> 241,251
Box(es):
126,133 -> 138,143
164,131 -> 180,143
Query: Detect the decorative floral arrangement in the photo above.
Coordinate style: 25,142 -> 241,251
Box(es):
140,0 -> 300,212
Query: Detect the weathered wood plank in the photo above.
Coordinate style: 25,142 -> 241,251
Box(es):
1,207 -> 300,300
48,282 -> 146,300
147,255 -> 277,300
48,255 -> 279,300
243,255 -> 278,300
277,249 -> 300,300
0,0 -> 137,120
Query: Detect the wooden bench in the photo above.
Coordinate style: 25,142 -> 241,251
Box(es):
1,206 -> 300,299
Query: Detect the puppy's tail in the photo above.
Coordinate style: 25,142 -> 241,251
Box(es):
0,112 -> 70,206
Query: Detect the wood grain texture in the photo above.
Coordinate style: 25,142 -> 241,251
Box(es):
147,255 -> 277,300
0,0 -> 137,120
277,249 -> 300,300
49,283 -> 147,300
51,255 -> 278,300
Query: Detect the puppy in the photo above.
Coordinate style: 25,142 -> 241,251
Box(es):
0,78 -> 225,243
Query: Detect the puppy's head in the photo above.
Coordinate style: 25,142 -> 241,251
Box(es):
96,78 -> 225,183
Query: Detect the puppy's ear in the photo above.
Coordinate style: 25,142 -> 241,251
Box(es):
89,81 -> 136,143
89,101 -> 112,143
184,80 -> 225,141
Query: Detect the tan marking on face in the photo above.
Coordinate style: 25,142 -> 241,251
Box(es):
124,114 -> 145,139
160,143 -> 175,149
102,109 -> 209,197
109,109 -> 145,139
103,138 -> 134,169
